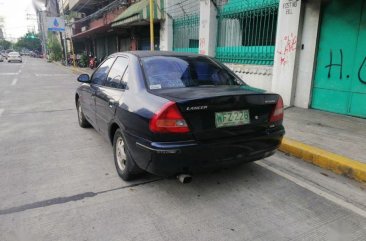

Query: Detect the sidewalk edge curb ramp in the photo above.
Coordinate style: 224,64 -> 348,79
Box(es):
279,138 -> 366,183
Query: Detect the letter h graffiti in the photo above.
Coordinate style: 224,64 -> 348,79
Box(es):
325,49 -> 343,79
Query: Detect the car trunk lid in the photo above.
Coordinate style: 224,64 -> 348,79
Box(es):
151,86 -> 280,140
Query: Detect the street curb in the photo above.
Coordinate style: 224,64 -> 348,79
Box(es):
279,138 -> 366,183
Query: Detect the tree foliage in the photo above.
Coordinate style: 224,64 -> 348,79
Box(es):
14,32 -> 42,52
0,39 -> 12,50
47,33 -> 62,61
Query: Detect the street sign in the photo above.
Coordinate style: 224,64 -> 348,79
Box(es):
47,17 -> 65,32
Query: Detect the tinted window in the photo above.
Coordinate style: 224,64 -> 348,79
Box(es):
91,58 -> 115,85
105,57 -> 128,88
141,56 -> 242,90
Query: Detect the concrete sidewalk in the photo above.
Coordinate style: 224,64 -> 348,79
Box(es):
281,107 -> 366,182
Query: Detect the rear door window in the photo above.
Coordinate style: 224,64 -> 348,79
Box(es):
105,57 -> 128,89
91,58 -> 115,85
141,56 -> 242,89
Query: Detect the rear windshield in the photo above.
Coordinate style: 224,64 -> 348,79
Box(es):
9,52 -> 20,56
141,56 -> 243,90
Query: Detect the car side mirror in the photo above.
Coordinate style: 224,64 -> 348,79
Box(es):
120,81 -> 128,90
77,74 -> 90,83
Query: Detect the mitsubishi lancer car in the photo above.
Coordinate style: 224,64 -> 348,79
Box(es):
75,51 -> 285,181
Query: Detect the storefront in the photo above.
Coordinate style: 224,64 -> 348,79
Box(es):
111,0 -> 164,51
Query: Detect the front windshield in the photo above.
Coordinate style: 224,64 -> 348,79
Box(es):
141,56 -> 244,90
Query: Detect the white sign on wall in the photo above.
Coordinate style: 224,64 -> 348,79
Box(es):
47,17 -> 65,32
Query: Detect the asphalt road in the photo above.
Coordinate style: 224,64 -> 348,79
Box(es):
0,57 -> 365,241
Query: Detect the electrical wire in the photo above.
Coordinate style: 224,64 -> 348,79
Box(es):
70,0 -> 128,25
71,0 -> 202,25
75,0 -> 93,12
162,0 -> 200,18
162,0 -> 190,11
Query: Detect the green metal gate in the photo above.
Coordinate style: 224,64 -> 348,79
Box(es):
312,0 -> 366,118
173,14 -> 199,53
216,0 -> 279,65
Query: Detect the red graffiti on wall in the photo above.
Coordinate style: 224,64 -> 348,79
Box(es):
199,38 -> 206,49
280,57 -> 287,65
277,33 -> 297,66
199,38 -> 206,55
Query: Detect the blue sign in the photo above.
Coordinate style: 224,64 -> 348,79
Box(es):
47,17 -> 65,32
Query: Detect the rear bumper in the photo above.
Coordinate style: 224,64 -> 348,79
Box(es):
8,59 -> 22,62
125,127 -> 285,177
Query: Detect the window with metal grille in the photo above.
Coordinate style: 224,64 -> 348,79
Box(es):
216,0 -> 279,65
173,14 -> 199,53
164,0 -> 200,53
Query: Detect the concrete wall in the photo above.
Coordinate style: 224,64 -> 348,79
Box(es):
159,0 -> 172,51
159,17 -> 173,51
272,0 -> 304,106
294,0 -> 321,108
199,0 -> 217,56
226,64 -> 273,92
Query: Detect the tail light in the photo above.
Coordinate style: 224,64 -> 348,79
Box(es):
149,101 -> 190,133
269,96 -> 284,123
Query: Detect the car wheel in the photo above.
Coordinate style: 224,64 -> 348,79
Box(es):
113,129 -> 142,181
76,99 -> 90,128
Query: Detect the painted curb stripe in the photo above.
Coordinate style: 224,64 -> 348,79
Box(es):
279,138 -> 366,183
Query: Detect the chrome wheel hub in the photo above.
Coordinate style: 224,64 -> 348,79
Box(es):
116,136 -> 126,171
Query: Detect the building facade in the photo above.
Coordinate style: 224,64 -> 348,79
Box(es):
271,0 -> 366,118
64,0 -> 165,61
64,0 -> 366,118
159,0 -> 366,118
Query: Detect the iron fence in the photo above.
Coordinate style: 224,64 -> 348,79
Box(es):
173,14 -> 199,53
216,0 -> 279,65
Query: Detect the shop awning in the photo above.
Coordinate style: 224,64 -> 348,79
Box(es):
111,0 -> 164,28
72,25 -> 110,39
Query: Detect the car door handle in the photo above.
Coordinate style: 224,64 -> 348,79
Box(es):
108,99 -> 118,107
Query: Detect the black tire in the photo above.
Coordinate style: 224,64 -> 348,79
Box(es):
113,129 -> 142,181
76,99 -> 90,128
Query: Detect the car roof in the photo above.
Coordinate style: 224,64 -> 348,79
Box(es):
114,51 -> 204,58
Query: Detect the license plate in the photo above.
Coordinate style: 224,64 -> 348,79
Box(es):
215,110 -> 250,128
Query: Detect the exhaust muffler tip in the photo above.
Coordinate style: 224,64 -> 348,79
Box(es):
177,174 -> 192,184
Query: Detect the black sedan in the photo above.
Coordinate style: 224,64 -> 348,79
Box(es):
75,51 -> 285,181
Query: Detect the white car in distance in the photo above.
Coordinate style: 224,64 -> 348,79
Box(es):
7,52 -> 22,63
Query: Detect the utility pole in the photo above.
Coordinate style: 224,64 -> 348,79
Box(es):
37,10 -> 47,57
149,0 -> 154,51
56,0 -> 67,64
70,36 -> 76,68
